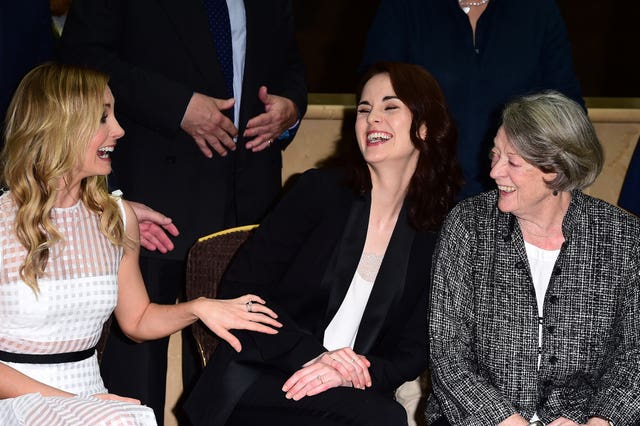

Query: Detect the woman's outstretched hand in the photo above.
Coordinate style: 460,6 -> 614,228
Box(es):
194,294 -> 282,352
281,347 -> 371,400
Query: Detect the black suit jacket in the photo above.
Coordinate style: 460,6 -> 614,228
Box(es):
185,168 -> 436,425
60,0 -> 307,259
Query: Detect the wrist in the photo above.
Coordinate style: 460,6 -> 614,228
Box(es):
189,297 -> 208,321
498,414 -> 528,426
587,417 -> 612,426
303,351 -> 326,367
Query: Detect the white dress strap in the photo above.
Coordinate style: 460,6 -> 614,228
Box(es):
110,189 -> 127,228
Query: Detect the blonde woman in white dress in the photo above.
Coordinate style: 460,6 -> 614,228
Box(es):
0,62 -> 281,425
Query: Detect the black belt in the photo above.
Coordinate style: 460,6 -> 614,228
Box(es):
0,347 -> 96,364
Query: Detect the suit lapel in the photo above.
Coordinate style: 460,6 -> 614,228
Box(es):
157,0 -> 225,87
354,203 -> 415,353
318,193 -> 370,338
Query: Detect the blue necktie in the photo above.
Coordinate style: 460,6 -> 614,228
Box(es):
203,0 -> 234,98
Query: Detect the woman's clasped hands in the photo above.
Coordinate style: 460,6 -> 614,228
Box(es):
282,347 -> 371,400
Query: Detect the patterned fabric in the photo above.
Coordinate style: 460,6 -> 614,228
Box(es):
0,394 -> 156,426
426,190 -> 640,425
202,0 -> 234,98
0,192 -> 156,425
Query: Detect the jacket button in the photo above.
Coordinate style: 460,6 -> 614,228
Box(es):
543,379 -> 553,387
547,325 -> 556,334
515,261 -> 525,269
549,295 -> 558,304
165,155 -> 177,164
549,356 -> 558,365
553,266 -> 562,275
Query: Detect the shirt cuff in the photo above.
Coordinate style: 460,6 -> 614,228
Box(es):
276,118 -> 301,141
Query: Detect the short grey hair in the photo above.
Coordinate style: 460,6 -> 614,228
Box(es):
501,91 -> 603,191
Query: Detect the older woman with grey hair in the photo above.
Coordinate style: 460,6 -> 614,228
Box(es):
426,91 -> 640,426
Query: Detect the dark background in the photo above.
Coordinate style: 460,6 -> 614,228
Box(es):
293,0 -> 640,97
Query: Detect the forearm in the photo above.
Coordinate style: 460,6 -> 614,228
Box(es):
430,347 -> 517,424
498,414 -> 529,426
366,353 -> 426,395
234,312 -> 326,371
0,362 -> 73,399
586,417 -> 612,426
120,298 -> 201,342
587,271 -> 640,425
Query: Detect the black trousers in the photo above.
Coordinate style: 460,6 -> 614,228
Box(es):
226,371 -> 408,426
100,256 -> 199,424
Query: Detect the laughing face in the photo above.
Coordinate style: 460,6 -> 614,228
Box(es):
355,73 -> 422,169
489,126 -> 557,217
75,86 -> 124,180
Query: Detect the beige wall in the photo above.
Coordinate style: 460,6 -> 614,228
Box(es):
583,108 -> 640,205
284,100 -> 640,207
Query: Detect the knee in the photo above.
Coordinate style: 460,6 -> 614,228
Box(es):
355,396 -> 408,426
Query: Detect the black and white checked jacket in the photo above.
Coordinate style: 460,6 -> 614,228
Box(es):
426,190 -> 640,425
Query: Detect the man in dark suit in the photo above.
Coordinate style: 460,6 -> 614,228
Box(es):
1,0 -> 54,148
60,0 -> 307,422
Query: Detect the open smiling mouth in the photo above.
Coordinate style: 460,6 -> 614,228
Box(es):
367,132 -> 391,145
97,146 -> 114,159
497,185 -> 516,193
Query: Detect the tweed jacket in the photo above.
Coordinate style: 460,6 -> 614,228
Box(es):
426,190 -> 640,425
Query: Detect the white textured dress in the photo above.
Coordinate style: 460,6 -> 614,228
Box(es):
0,192 -> 156,425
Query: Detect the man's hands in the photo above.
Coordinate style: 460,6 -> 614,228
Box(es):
244,86 -> 298,152
181,92 -> 237,158
181,87 -> 298,157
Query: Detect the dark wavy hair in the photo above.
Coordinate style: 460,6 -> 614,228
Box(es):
346,62 -> 462,231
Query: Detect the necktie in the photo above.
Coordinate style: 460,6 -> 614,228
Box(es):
203,0 -> 234,98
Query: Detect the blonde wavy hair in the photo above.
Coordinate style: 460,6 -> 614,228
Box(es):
1,62 -> 127,294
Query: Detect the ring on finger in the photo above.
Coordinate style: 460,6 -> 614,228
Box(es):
267,139 -> 273,146
317,375 -> 324,384
245,301 -> 253,313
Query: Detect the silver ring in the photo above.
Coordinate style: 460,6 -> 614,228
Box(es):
350,358 -> 356,363
317,375 -> 323,384
245,301 -> 253,312
267,139 -> 272,146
